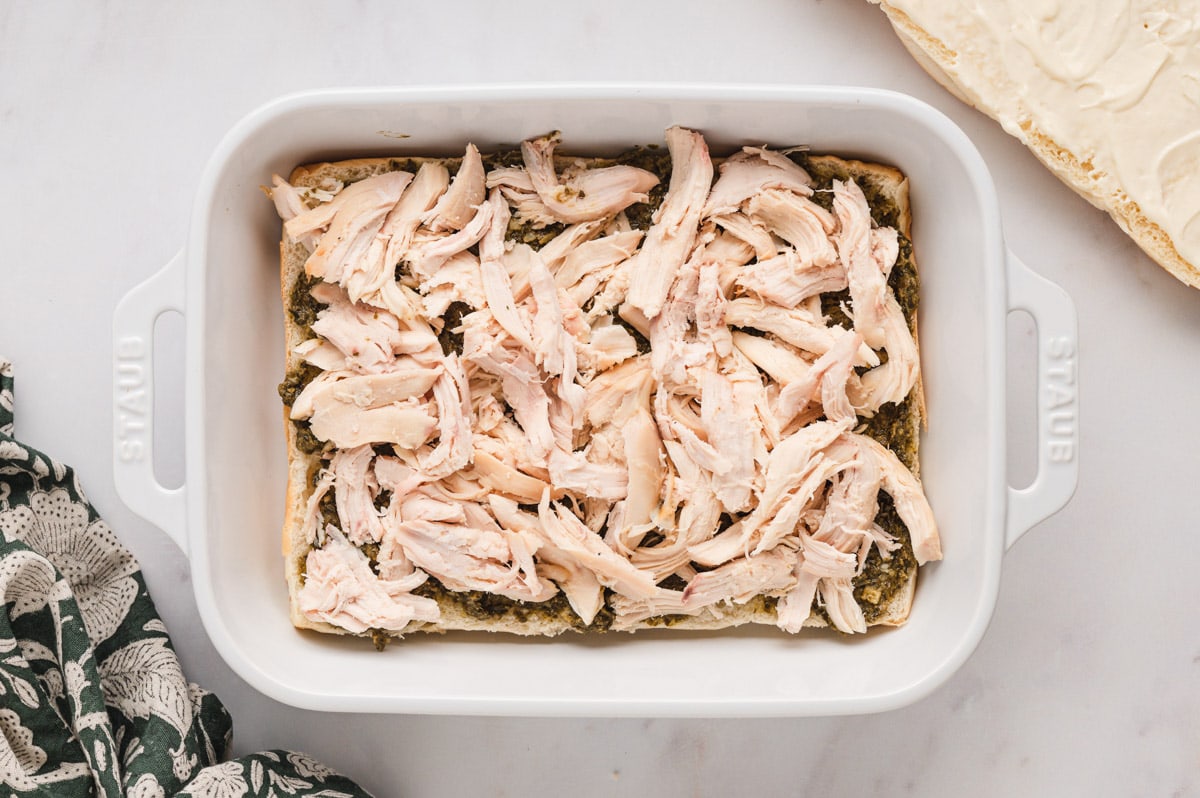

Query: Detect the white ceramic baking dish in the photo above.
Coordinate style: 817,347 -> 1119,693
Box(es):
111,84 -> 1078,717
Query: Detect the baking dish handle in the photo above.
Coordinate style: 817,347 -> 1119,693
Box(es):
1005,250 -> 1079,549
113,250 -> 188,555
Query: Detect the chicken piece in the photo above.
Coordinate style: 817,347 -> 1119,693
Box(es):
724,298 -> 878,365
417,353 -> 473,479
284,172 -> 395,250
378,162 -> 451,280
309,398 -> 438,451
399,491 -> 465,525
266,175 -> 311,242
478,193 -> 536,352
751,438 -> 858,555
758,422 -> 936,566
470,449 -> 556,504
630,442 -> 723,580
422,144 -> 486,232
798,533 -> 861,580
373,454 -> 425,497
406,190 -> 495,275
485,165 -> 560,229
833,179 -> 888,348
489,495 -> 605,624
536,219 -> 610,272
776,331 -> 864,426
293,172 -> 411,291
521,132 -> 659,224
610,589 -> 702,630
527,248 -> 578,383
746,189 -> 838,267
428,468 -> 491,502
612,369 -> 664,530
388,518 -> 556,602
648,258 -> 710,387
711,212 -> 777,261
872,225 -> 900,281
352,172 -> 458,302
298,526 -> 439,634
690,420 -> 851,565
698,370 -> 757,513
626,126 -> 714,319
468,346 -> 555,464
810,458 -> 888,571
855,294 -> 919,414
821,577 -> 868,634
702,146 -> 815,218
730,331 -> 812,384
372,458 -> 429,577
546,448 -> 629,501
390,317 -> 444,362
299,466 -> 336,546
704,230 -> 756,270
292,338 -> 349,372
308,282 -> 412,371
554,230 -> 644,306
680,548 -> 797,610
475,410 -> 552,480
585,257 -> 635,321
419,250 -> 486,316
775,569 -> 820,633
736,250 -> 848,308
290,367 -> 441,421
536,494 -> 658,600
856,434 -> 941,564
360,279 -> 426,323
582,321 -> 639,372
583,355 -> 651,424
694,258 -> 732,360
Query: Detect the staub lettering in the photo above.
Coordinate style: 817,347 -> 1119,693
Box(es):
1044,335 -> 1076,463
116,336 -> 147,463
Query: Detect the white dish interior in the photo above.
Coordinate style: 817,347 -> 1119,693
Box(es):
186,85 -> 1006,716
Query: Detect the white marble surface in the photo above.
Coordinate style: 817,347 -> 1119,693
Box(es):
2,1 -> 1198,795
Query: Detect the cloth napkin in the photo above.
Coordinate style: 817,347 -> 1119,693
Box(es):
0,357 -> 371,797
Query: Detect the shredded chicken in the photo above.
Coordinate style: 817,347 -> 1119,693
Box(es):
423,144 -> 486,232
625,126 -> 714,319
522,132 -> 659,224
298,526 -> 440,634
275,127 -> 941,637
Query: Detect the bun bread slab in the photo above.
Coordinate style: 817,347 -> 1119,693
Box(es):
271,133 -> 938,645
870,0 -> 1200,288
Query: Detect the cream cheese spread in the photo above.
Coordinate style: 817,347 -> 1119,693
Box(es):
880,0 -> 1200,275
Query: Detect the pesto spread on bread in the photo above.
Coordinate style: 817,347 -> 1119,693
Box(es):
267,127 -> 940,643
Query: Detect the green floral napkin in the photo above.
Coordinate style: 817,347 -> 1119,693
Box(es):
0,357 -> 371,797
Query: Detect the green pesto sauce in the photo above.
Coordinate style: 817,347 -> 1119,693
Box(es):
480,148 -> 525,170
386,157 -> 421,174
278,362 -> 320,406
284,146 -> 923,637
437,301 -> 470,357
318,490 -> 339,530
507,218 -> 568,248
279,362 -> 324,456
854,495 -> 918,625
411,580 -> 616,633
287,270 -> 324,337
282,270 -> 331,455
612,147 -> 672,230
